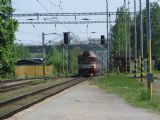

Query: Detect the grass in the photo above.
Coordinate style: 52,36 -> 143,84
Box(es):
153,70 -> 160,75
93,74 -> 160,113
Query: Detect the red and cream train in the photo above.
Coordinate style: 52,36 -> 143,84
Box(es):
78,50 -> 102,76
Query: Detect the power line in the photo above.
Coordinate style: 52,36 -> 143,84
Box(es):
36,0 -> 49,12
11,12 -> 129,17
18,21 -> 112,24
61,10 -> 82,36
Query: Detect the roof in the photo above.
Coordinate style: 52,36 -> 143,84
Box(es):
16,59 -> 43,66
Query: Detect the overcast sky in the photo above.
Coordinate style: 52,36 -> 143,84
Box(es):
12,0 -> 159,45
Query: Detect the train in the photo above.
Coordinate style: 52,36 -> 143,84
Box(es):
78,50 -> 102,76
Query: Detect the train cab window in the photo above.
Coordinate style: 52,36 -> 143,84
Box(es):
78,57 -> 96,63
90,58 -> 95,62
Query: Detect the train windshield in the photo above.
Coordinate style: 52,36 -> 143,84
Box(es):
78,57 -> 95,63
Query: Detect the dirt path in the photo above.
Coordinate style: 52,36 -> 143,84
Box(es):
5,81 -> 160,120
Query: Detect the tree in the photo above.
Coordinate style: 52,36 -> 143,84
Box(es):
47,46 -> 63,75
111,2 -> 160,62
15,44 -> 30,59
0,0 -> 18,77
111,7 -> 130,56
70,47 -> 80,74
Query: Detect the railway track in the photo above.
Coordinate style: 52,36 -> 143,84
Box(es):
0,77 -> 60,83
0,81 -> 33,93
0,77 -> 87,120
0,77 -> 63,93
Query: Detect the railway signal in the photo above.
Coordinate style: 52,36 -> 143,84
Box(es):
101,35 -> 105,45
64,32 -> 70,44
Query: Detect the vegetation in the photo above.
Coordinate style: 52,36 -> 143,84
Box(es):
93,75 -> 160,112
46,46 -> 80,76
111,2 -> 160,60
47,46 -> 63,75
0,0 -> 18,77
15,44 -> 30,59
70,47 -> 80,74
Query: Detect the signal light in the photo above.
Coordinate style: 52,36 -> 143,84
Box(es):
64,32 -> 70,44
101,35 -> 105,44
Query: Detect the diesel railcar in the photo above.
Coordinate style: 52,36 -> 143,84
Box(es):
78,51 -> 102,76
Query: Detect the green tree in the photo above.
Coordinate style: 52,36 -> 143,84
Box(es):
15,44 -> 30,59
47,46 -> 63,75
0,0 -> 18,77
111,2 -> 160,62
111,7 -> 130,56
70,47 -> 80,74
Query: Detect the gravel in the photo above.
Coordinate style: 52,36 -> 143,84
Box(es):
5,81 -> 160,120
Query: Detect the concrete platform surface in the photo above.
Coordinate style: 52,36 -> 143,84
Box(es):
5,81 -> 160,120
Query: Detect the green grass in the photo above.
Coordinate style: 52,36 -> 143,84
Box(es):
153,70 -> 160,75
93,74 -> 160,113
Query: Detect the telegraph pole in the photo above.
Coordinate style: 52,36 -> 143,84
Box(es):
42,32 -> 46,79
106,0 -> 109,76
139,0 -> 144,82
146,0 -> 153,99
134,0 -> 137,78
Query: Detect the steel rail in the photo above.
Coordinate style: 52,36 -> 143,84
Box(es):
0,77 -> 87,120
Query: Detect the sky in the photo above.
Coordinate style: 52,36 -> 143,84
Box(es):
12,0 -> 159,45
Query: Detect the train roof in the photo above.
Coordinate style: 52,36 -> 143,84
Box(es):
78,51 -> 96,57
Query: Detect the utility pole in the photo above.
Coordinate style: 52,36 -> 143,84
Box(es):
66,45 -> 69,77
109,13 -> 112,72
42,32 -> 46,79
146,0 -> 153,99
128,0 -> 131,73
61,44 -> 64,76
124,0 -> 128,73
139,0 -> 144,83
106,0 -> 109,76
134,0 -> 137,78
116,14 -> 120,74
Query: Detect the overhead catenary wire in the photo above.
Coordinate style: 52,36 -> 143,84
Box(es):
54,1 -> 82,36
36,0 -> 49,12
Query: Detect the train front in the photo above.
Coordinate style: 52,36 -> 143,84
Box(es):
78,51 -> 96,76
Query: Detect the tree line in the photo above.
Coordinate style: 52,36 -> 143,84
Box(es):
0,0 -> 18,78
111,2 -> 160,61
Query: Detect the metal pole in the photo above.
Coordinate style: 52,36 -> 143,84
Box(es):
116,14 -> 120,74
109,13 -> 112,72
139,0 -> 144,82
106,0 -> 109,76
65,45 -> 69,77
134,0 -> 137,78
62,45 -> 64,76
128,0 -> 131,73
146,0 -> 153,99
87,24 -> 89,41
124,0 -> 128,73
42,32 -> 46,79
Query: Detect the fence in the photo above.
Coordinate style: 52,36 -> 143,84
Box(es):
16,66 -> 53,77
